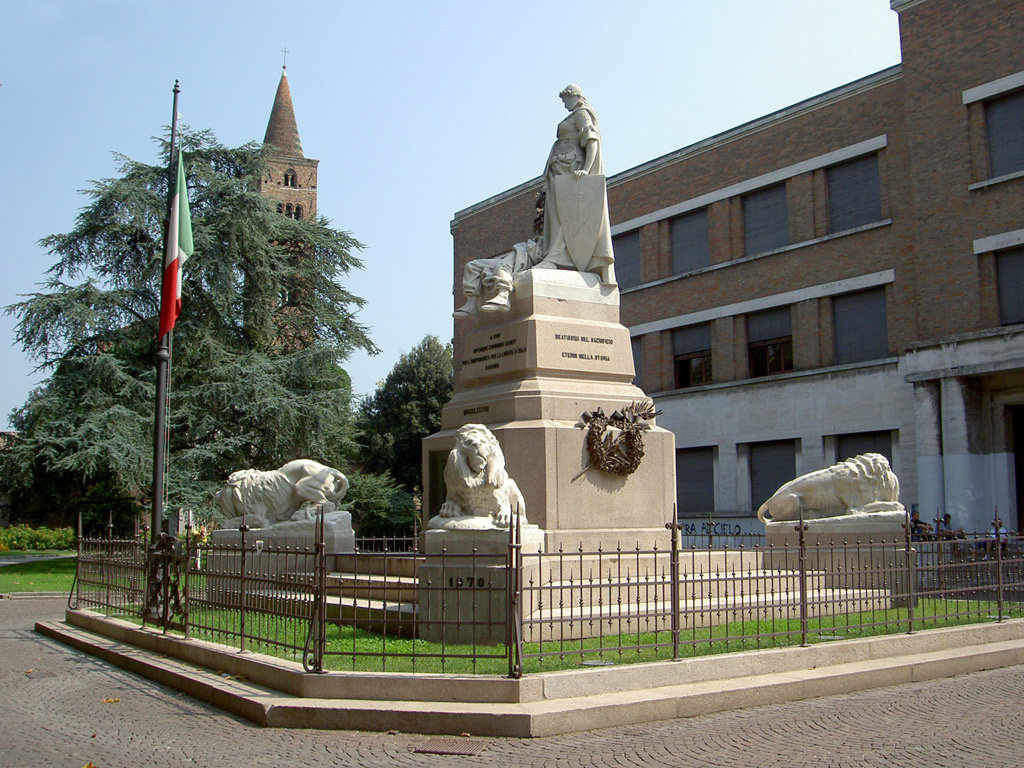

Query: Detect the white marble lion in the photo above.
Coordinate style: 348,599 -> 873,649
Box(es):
436,424 -> 525,528
216,459 -> 349,529
757,452 -> 903,524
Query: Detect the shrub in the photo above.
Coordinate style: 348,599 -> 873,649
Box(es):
0,525 -> 76,551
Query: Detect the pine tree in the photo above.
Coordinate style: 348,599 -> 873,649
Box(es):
4,128 -> 378,524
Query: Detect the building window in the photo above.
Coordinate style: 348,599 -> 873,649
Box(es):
743,183 -> 788,256
672,324 -> 712,388
631,335 -> 644,389
985,90 -> 1024,178
670,208 -> 709,274
613,231 -> 643,289
285,203 -> 293,217
747,306 -> 792,377
294,204 -> 303,220
833,287 -> 888,363
836,431 -> 892,464
827,154 -> 881,233
284,169 -> 298,188
997,246 -> 1024,325
749,440 -> 796,512
676,447 -> 715,518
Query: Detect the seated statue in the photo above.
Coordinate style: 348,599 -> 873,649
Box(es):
431,424 -> 526,528
454,84 -> 616,319
454,239 -> 543,318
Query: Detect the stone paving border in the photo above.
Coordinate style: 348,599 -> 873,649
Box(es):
6,597 -> 1024,767
37,612 -> 1024,737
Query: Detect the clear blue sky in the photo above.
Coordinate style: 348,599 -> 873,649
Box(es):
0,1 -> 901,428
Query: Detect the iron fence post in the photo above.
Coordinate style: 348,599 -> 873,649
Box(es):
184,519 -> 192,639
105,511 -> 113,616
239,512 -> 248,653
994,511 -> 1004,622
667,503 -> 680,660
796,498 -> 809,647
318,503 -> 327,671
903,512 -> 914,634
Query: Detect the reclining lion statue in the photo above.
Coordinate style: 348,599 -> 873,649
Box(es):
216,459 -> 349,530
757,453 -> 905,528
432,424 -> 526,528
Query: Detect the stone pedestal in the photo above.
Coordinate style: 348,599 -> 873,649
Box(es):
423,269 -> 677,552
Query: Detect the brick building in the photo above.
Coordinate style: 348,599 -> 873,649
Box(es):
448,0 -> 1024,534
259,67 -> 317,221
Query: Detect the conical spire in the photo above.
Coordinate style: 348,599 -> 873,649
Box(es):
263,68 -> 303,157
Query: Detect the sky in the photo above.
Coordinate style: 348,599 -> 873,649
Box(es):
0,0 -> 902,428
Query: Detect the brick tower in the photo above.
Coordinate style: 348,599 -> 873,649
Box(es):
259,66 -> 317,220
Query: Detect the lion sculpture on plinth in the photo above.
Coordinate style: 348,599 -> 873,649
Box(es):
216,459 -> 350,529
435,424 -> 525,528
757,452 -> 904,525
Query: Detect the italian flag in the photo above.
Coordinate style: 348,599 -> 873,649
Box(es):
158,150 -> 193,338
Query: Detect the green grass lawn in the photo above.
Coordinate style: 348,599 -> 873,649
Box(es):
1,550 -> 76,557
0,557 -> 77,593
171,597 -> 1024,675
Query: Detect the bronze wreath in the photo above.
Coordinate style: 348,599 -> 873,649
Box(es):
574,400 -> 660,478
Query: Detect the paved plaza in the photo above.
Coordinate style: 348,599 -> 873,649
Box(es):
3,596 -> 1023,768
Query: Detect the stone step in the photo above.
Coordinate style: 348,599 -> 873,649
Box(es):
40,613 -> 1024,737
327,572 -> 419,603
529,569 -> 828,603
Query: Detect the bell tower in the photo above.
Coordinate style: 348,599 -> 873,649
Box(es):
259,66 -> 318,221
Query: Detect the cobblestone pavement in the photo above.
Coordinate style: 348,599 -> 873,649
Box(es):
4,597 -> 1023,768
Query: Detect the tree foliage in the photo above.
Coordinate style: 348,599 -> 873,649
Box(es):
355,335 -> 453,492
4,128 -> 377,522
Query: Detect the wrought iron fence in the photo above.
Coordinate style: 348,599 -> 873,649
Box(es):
67,510 -> 1024,677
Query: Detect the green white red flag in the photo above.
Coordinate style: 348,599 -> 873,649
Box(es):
158,151 -> 193,338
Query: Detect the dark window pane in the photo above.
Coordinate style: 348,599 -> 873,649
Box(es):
670,208 -> 709,274
672,324 -> 710,355
743,184 -> 788,255
986,90 -> 1024,178
631,336 -> 644,388
750,441 -> 796,512
674,352 -> 712,388
614,231 -> 643,289
998,247 -> 1024,325
833,288 -> 888,363
747,306 -> 791,342
748,339 -> 793,377
677,447 -> 715,518
836,431 -> 892,464
827,155 -> 881,233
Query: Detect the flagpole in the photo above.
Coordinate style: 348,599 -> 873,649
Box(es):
151,79 -> 180,545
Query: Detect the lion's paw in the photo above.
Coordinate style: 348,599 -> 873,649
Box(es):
438,501 -> 462,518
493,506 -> 512,528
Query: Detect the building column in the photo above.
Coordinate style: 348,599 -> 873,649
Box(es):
940,376 -> 990,531
914,380 -> 944,523
735,444 -> 752,514
715,443 -> 738,515
797,436 -> 824,477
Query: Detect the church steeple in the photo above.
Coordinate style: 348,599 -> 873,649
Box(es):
263,67 -> 303,157
259,66 -> 318,220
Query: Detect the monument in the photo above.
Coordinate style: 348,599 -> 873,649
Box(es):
424,85 -> 676,555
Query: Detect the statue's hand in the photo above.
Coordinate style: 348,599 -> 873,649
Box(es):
573,169 -> 586,179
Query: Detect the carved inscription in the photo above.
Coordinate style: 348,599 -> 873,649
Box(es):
460,330 -> 527,374
555,331 -> 614,362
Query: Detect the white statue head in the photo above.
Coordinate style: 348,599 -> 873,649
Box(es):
452,423 -> 509,489
559,83 -> 585,109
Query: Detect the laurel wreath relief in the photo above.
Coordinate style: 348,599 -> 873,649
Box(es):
574,400 -> 660,479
